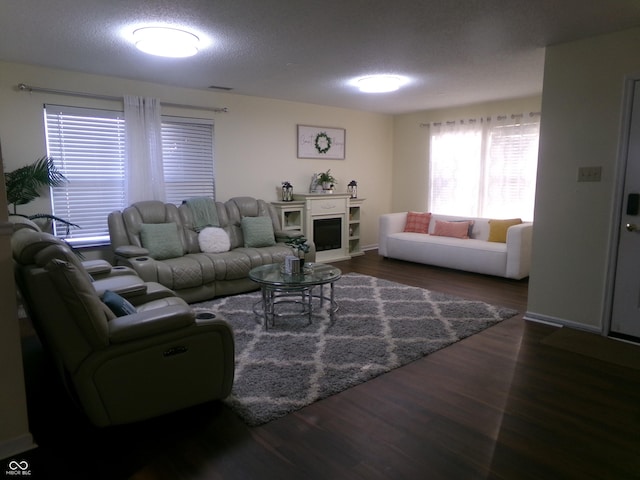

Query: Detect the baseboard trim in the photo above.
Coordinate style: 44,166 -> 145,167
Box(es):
0,433 -> 37,461
524,311 -> 602,334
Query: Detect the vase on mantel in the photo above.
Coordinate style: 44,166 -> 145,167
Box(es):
322,182 -> 334,193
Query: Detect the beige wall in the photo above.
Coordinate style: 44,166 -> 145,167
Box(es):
391,96 -> 543,213
527,27 -> 640,331
0,61 -> 394,251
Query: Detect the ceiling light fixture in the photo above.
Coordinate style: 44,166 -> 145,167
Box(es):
133,27 -> 200,58
356,75 -> 404,93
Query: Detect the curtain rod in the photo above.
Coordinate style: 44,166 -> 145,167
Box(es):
419,111 -> 541,127
17,83 -> 229,113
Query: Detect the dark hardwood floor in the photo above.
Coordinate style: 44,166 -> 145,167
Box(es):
11,251 -> 640,479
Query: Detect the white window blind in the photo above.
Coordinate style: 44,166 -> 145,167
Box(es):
44,105 -> 215,246
483,121 -> 539,219
428,115 -> 539,220
45,105 -> 126,244
162,116 -> 215,205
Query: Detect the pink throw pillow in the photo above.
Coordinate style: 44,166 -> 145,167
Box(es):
432,220 -> 471,239
403,211 -> 431,233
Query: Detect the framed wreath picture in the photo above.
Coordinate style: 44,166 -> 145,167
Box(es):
297,125 -> 346,159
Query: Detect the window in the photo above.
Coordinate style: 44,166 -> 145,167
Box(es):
44,105 -> 214,245
483,121 -> 539,219
45,106 -> 126,244
162,116 -> 215,205
428,114 -> 539,220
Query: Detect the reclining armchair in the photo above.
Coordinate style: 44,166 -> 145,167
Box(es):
12,230 -> 235,427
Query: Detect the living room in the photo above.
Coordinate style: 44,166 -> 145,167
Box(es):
3,1 -> 640,478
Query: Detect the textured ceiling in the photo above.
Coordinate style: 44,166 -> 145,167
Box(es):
2,0 -> 640,114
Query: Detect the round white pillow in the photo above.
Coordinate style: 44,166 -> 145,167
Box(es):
198,227 -> 230,253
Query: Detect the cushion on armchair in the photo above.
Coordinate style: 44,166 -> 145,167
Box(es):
102,290 -> 137,317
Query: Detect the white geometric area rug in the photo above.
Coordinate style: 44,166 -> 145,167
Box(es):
191,273 -> 518,426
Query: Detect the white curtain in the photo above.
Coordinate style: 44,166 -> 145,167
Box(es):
429,119 -> 483,217
124,95 -> 165,204
428,113 -> 540,220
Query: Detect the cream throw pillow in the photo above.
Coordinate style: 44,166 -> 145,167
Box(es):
198,227 -> 231,253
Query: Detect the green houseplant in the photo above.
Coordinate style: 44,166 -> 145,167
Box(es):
317,169 -> 337,190
5,156 -> 78,234
284,235 -> 310,259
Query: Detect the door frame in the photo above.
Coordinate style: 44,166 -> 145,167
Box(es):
604,75 -> 640,336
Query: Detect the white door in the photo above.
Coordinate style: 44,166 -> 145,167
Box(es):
611,80 -> 640,339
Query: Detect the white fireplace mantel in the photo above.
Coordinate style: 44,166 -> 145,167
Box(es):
293,193 -> 351,263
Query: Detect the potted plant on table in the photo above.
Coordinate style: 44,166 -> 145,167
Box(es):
285,236 -> 310,260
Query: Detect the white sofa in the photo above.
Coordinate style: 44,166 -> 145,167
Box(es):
378,213 -> 533,280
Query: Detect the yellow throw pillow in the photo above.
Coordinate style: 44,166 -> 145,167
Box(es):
488,218 -> 522,243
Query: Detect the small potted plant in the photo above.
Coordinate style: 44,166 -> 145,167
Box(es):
317,169 -> 337,191
285,235 -> 310,260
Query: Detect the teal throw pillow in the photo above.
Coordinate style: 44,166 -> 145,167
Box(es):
241,216 -> 276,248
102,290 -> 137,317
139,222 -> 183,260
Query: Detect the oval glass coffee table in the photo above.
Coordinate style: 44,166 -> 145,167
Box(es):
249,262 -> 342,329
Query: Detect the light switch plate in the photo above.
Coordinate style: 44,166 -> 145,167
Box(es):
578,166 -> 602,182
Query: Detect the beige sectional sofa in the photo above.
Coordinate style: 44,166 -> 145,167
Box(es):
108,196 -> 314,303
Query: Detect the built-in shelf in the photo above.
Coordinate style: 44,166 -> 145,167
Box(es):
272,200 -> 305,233
348,198 -> 364,257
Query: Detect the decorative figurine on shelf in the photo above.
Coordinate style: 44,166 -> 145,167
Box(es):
281,181 -> 293,202
309,174 -> 320,193
347,180 -> 358,198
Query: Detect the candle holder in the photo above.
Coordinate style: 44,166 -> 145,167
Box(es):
281,181 -> 293,201
347,180 -> 358,198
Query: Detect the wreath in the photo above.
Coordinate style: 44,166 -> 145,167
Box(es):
314,132 -> 332,154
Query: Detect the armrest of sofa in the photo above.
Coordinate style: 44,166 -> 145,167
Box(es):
378,212 -> 408,257
82,259 -> 113,276
505,222 -> 533,279
108,305 -> 195,343
113,254 -> 161,283
114,245 -> 149,258
83,260 -> 137,280
93,275 -> 148,298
